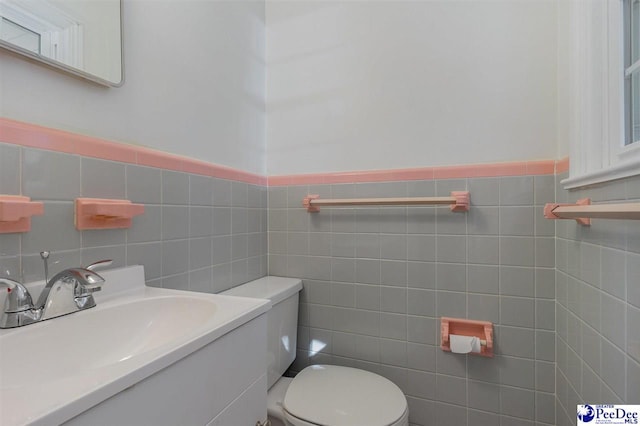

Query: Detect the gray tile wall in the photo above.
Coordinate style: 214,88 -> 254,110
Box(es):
0,142 -> 268,292
269,175 -> 557,426
9,132 -> 638,426
555,173 -> 640,426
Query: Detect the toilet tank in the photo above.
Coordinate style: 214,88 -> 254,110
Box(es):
222,276 -> 303,389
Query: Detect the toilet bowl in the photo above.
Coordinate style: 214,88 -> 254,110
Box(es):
223,276 -> 409,426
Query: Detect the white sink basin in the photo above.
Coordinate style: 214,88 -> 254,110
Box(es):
0,266 -> 270,426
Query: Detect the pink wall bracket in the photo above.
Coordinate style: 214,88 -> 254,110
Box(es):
441,317 -> 494,357
303,194 -> 321,212
449,191 -> 470,212
0,195 -> 44,234
543,198 -> 591,226
75,198 -> 145,230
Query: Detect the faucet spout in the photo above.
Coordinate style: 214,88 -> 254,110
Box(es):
36,268 -> 106,321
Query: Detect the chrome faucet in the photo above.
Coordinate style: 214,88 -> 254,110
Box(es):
0,278 -> 40,328
0,257 -> 112,328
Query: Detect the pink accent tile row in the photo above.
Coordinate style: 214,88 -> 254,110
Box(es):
556,157 -> 570,174
0,117 -> 569,186
0,118 -> 267,185
268,159 -> 561,186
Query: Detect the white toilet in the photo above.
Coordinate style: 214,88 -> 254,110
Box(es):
223,276 -> 409,426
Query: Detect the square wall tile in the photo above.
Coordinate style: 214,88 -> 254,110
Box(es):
407,261 -> 436,289
497,325 -> 534,358
437,235 -> 466,263
500,356 -> 535,389
501,296 -> 535,328
162,170 -> 189,205
468,178 -> 500,206
81,158 -> 125,199
0,234 -> 20,256
213,208 -> 232,236
467,264 -> 499,294
162,239 -> 189,276
467,294 -> 500,323
22,202 -> 80,253
628,305 -> 640,363
0,256 -> 20,280
162,206 -> 189,240
232,181 -> 249,207
435,374 -> 467,406
468,380 -> 500,413
500,266 -> 535,297
380,260 -> 407,287
500,237 -> 535,267
436,291 -> 466,318
0,144 -> 20,194
126,165 -> 162,204
534,175 -> 556,205
468,206 -> 500,235
23,149 -> 80,200
190,175 -> 213,206
331,209 -> 355,233
500,206 -> 534,236
407,234 -> 436,262
601,339 -> 626,399
437,263 -> 466,292
190,237 -> 213,270
500,176 -> 534,206
213,178 -> 232,207
468,236 -> 499,264
190,206 -> 214,238
407,207 -> 436,234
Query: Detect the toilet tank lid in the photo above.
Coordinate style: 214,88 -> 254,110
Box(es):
221,276 -> 302,305
283,365 -> 407,426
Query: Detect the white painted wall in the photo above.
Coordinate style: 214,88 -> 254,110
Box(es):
266,0 -> 558,176
0,0 -> 266,175
556,0 -> 570,160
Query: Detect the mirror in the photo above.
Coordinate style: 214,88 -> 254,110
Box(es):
0,0 -> 122,86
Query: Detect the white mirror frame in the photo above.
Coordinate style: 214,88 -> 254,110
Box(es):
0,0 -> 123,87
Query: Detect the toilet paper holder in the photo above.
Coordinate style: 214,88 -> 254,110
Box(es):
440,317 -> 494,357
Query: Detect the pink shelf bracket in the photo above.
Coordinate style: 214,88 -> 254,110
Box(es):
449,191 -> 470,212
303,194 -> 321,212
0,195 -> 44,234
544,198 -> 591,226
75,198 -> 145,230
440,317 -> 494,357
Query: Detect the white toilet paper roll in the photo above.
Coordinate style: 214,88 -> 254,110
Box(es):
449,335 -> 482,354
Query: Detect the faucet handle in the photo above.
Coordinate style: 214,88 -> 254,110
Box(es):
85,259 -> 113,272
0,278 -> 35,313
69,268 -> 106,298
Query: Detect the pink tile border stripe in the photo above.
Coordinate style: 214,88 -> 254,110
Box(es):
0,117 -> 569,186
0,118 -> 267,185
555,157 -> 570,174
269,159 -> 564,186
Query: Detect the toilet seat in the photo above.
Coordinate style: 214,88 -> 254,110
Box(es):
282,365 -> 408,426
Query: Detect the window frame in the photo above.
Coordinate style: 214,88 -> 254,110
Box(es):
623,0 -> 640,147
562,0 -> 640,188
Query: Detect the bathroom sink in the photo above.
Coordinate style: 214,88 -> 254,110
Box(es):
0,266 -> 270,426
